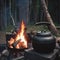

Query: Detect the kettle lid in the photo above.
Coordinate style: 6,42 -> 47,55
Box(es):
36,31 -> 52,37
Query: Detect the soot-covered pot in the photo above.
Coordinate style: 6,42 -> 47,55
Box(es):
31,31 -> 56,53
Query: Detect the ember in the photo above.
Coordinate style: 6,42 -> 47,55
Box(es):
8,20 -> 28,49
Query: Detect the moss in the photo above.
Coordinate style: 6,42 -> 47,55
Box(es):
27,25 -> 49,32
5,25 -> 14,32
5,24 -> 60,36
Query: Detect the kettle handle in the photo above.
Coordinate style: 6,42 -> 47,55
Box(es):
35,22 -> 51,31
35,22 -> 50,26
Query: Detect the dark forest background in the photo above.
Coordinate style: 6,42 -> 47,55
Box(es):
0,0 -> 60,31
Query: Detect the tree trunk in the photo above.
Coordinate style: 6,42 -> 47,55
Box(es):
41,0 -> 59,35
0,0 -> 5,30
30,0 -> 38,24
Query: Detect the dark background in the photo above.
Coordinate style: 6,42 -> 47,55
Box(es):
0,0 -> 60,31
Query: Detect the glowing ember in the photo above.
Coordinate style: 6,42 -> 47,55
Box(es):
8,20 -> 28,49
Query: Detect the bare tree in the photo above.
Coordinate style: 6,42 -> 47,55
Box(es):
30,0 -> 38,23
41,0 -> 59,35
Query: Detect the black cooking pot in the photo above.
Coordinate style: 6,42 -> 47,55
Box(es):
31,31 -> 56,53
30,22 -> 56,53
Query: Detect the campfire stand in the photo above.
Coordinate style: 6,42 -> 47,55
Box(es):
5,32 -> 32,60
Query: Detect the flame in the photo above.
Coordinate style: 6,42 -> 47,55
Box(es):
8,20 -> 28,49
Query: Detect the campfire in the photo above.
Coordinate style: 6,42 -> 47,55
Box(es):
8,20 -> 28,49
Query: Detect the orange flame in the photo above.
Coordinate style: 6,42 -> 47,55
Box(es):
8,20 -> 28,49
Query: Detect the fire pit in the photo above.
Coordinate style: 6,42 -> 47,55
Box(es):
6,20 -> 30,50
5,21 -> 59,60
5,20 -> 32,60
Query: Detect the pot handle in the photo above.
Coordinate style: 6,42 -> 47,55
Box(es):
35,22 -> 50,26
35,22 -> 51,31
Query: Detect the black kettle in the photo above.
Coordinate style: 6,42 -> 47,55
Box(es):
30,22 -> 56,53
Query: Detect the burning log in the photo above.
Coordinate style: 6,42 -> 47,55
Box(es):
8,38 -> 14,45
12,39 -> 21,48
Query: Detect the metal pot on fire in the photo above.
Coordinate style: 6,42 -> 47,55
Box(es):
29,22 -> 56,53
30,31 -> 56,53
